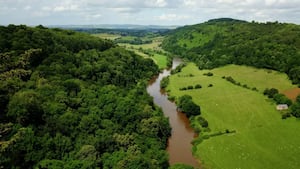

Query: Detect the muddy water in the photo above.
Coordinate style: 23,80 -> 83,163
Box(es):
147,58 -> 200,168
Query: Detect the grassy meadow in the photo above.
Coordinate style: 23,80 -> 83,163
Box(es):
93,33 -> 168,69
118,36 -> 167,69
119,36 -> 164,51
92,33 -> 121,40
166,63 -> 300,169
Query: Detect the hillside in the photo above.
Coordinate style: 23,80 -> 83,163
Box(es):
166,63 -> 300,169
0,25 -> 171,168
162,18 -> 300,85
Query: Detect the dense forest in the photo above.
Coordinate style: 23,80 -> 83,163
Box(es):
162,18 -> 300,85
0,25 -> 171,168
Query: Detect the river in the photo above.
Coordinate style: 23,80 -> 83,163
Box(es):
147,58 -> 200,168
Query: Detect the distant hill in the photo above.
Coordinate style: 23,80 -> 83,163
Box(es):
48,24 -> 178,30
162,18 -> 300,85
48,24 -> 178,37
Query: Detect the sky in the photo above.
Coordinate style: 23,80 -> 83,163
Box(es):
1,0 -> 300,26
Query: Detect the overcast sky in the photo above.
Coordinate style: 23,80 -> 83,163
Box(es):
1,0 -> 300,26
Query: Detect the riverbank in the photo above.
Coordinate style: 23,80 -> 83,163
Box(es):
147,58 -> 200,168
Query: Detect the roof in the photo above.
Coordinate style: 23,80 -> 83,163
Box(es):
276,104 -> 288,110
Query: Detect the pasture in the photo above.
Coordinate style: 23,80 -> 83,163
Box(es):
166,63 -> 300,169
92,33 -> 121,40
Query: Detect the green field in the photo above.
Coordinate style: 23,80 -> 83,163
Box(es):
167,63 -> 300,169
152,53 -> 168,69
119,36 -> 164,51
211,64 -> 296,92
93,33 -> 168,69
124,47 -> 168,69
92,33 -> 121,40
118,36 -> 167,69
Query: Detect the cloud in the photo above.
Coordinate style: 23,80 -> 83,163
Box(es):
0,0 -> 299,25
158,13 -> 190,21
84,13 -> 102,21
53,5 -> 79,12
145,0 -> 168,7
24,5 -> 31,11
113,8 -> 140,14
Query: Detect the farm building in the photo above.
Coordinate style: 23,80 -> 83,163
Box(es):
276,104 -> 288,110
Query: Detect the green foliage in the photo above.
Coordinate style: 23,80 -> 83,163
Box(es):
8,90 -> 44,126
263,88 -> 279,98
162,19 -> 300,85
198,116 -> 208,128
115,36 -> 152,44
171,63 -> 186,74
194,84 -> 202,89
203,72 -> 213,76
273,93 -> 292,106
291,95 -> 300,118
177,95 -> 201,117
161,77 -> 170,89
0,25 -> 169,169
291,103 -> 300,118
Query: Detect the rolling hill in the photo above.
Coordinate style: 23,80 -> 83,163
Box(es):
162,18 -> 300,85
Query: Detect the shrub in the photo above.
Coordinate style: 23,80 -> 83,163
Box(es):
263,88 -> 279,98
203,72 -> 214,76
208,84 -> 213,87
168,96 -> 176,102
242,84 -> 249,89
160,77 -> 169,89
179,87 -> 187,91
273,93 -> 292,106
177,95 -> 201,117
198,116 -> 208,128
194,84 -> 202,89
187,85 -> 194,90
252,87 -> 258,91
225,76 -> 236,84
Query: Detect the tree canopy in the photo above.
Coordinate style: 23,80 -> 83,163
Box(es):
0,25 -> 170,168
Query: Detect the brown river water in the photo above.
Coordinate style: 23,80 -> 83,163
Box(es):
147,58 -> 200,168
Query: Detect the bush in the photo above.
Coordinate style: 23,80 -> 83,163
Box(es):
225,76 -> 236,84
160,77 -> 169,89
203,72 -> 214,76
263,88 -> 279,98
242,84 -> 249,89
194,84 -> 202,89
179,87 -> 187,91
273,93 -> 292,106
187,85 -> 194,90
291,103 -> 300,118
252,87 -> 258,91
208,84 -> 213,87
177,95 -> 201,117
168,96 -> 175,102
198,116 -> 208,128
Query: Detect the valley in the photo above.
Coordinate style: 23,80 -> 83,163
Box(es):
1,18 -> 300,169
